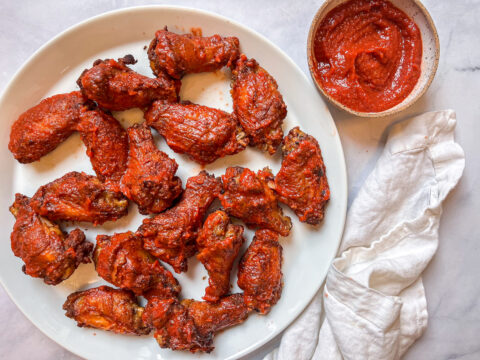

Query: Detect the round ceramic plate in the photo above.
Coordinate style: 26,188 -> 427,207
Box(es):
0,6 -> 347,360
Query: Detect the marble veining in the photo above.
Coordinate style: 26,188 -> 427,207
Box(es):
1,0 -> 479,359
454,66 -> 480,72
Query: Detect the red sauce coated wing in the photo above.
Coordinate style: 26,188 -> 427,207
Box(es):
142,294 -> 249,353
120,123 -> 182,214
237,229 -> 283,314
148,28 -> 240,79
219,167 -> 292,236
137,171 -> 221,273
146,300 -> 213,353
8,91 -> 87,163
78,55 -> 179,111
9,194 -> 92,285
94,232 -> 180,299
275,127 -> 330,224
63,285 -> 150,335
30,171 -> 128,225
145,101 -> 248,164
183,294 -> 250,336
231,55 -> 287,154
196,210 -> 245,302
76,109 -> 128,187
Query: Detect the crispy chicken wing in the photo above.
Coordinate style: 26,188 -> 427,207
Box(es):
231,55 -> 287,154
182,294 -> 250,336
196,210 -> 244,302
145,299 -> 213,353
77,55 -> 179,111
148,28 -> 240,79
76,108 -> 128,187
63,285 -> 150,335
275,127 -> 330,224
8,91 -> 88,163
142,294 -> 249,353
120,123 -> 182,214
94,231 -> 181,299
8,93 -> 130,185
30,171 -> 128,225
145,101 -> 248,164
219,167 -> 292,236
9,194 -> 92,285
237,229 -> 283,314
137,171 -> 221,273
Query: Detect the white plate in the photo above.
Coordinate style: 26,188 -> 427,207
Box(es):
0,6 -> 347,360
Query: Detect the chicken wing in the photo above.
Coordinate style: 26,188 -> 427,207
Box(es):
76,108 -> 128,187
30,171 -> 128,225
120,123 -> 182,214
9,194 -> 92,285
237,229 -> 283,314
63,285 -> 150,335
142,294 -> 249,353
144,299 -> 213,353
231,55 -> 287,154
77,55 -> 179,111
8,93 -> 129,184
219,167 -> 292,236
182,294 -> 250,336
142,297 -> 177,330
275,127 -> 330,224
137,171 -> 221,273
94,231 -> 181,299
145,101 -> 248,164
148,28 -> 240,79
196,210 -> 244,302
8,91 -> 88,163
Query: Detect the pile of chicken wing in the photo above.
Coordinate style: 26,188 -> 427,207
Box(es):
8,27 -> 330,353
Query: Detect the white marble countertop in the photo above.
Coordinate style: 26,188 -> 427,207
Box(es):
1,0 -> 478,359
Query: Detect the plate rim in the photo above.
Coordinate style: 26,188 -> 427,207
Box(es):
0,5 -> 348,359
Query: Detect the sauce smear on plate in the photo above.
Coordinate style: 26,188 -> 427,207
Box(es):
312,0 -> 422,112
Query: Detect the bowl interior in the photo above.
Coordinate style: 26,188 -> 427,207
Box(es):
307,0 -> 440,117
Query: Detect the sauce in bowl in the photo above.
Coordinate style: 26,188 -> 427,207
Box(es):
312,0 -> 422,113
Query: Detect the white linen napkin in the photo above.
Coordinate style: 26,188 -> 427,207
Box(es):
265,110 -> 465,360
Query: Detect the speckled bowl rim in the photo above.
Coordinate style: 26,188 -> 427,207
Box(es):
307,0 -> 440,118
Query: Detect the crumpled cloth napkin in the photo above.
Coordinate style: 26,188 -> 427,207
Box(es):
265,110 -> 465,360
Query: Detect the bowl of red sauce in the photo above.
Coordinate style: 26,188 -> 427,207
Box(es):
307,0 -> 439,117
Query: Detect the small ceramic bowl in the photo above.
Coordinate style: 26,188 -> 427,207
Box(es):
307,0 -> 440,117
